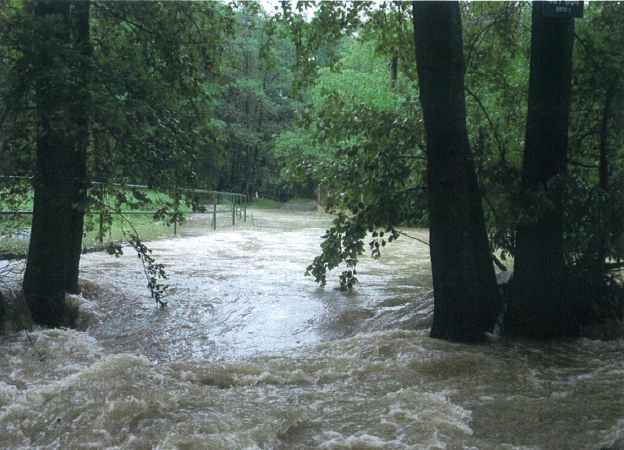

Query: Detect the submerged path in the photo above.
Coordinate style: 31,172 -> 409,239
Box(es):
79,208 -> 433,361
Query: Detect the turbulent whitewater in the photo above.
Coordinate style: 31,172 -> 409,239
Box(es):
1,209 -> 622,449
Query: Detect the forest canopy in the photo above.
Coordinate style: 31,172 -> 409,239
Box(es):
1,1 -> 623,342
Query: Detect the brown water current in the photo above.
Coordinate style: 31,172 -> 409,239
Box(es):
1,209 -> 623,449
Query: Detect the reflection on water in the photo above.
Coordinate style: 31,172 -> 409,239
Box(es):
1,209 -> 623,450
79,210 -> 433,362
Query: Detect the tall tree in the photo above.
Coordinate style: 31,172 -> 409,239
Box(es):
505,2 -> 577,337
281,2 -> 501,341
216,4 -> 302,198
0,1 -> 233,326
23,1 -> 91,327
412,1 -> 501,342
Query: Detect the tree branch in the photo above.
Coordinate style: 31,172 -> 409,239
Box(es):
465,86 -> 509,170
92,3 -> 157,36
491,253 -> 508,271
569,160 -> 599,169
396,230 -> 429,246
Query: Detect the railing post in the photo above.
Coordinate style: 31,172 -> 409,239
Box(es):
213,202 -> 217,230
99,184 -> 105,243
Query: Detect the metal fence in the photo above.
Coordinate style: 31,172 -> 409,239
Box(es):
0,184 -> 247,235
193,189 -> 247,231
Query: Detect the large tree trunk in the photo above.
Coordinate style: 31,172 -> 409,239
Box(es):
23,1 -> 90,328
412,1 -> 501,342
505,2 -> 576,337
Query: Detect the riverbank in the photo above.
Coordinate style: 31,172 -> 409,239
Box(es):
0,197 -> 319,261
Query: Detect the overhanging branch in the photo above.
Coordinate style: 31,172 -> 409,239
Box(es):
465,86 -> 509,170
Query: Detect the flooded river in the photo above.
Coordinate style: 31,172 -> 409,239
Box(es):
1,209 -> 623,449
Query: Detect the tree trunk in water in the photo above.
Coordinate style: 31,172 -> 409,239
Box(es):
67,1 -> 91,294
506,2 -> 576,337
412,1 -> 501,343
23,1 -> 90,328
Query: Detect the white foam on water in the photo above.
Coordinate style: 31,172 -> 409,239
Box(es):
2,325 -> 623,449
0,329 -> 480,449
2,211 -> 623,449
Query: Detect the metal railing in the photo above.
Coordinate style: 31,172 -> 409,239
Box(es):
1,184 -> 247,235
192,189 -> 247,231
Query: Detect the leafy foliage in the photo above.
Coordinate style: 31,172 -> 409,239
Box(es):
277,1 -> 624,296
274,31 -> 426,288
129,234 -> 169,309
0,0 -> 623,330
0,1 -> 235,309
273,5 -> 427,289
214,4 -> 303,198
1,1 -> 234,215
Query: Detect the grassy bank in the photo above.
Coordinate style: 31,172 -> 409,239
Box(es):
247,197 -> 316,210
0,187 -> 198,258
1,189 -> 311,258
0,213 -> 183,259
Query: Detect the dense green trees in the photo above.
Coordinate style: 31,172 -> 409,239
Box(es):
277,1 -> 623,341
1,1 -> 623,341
568,2 -> 624,269
1,1 -> 235,326
0,1 -> 309,328
215,3 -> 303,198
86,2 -> 232,191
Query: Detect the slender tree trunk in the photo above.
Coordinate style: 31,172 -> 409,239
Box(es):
23,1 -> 91,328
506,2 -> 575,337
0,290 -> 5,336
598,87 -> 613,191
586,86 -> 614,284
390,56 -> 398,90
412,1 -> 501,343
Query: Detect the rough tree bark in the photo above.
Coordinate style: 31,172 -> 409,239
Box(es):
23,1 -> 91,328
505,2 -> 576,337
412,1 -> 501,342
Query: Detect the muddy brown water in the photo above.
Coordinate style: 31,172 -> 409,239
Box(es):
1,209 -> 622,449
